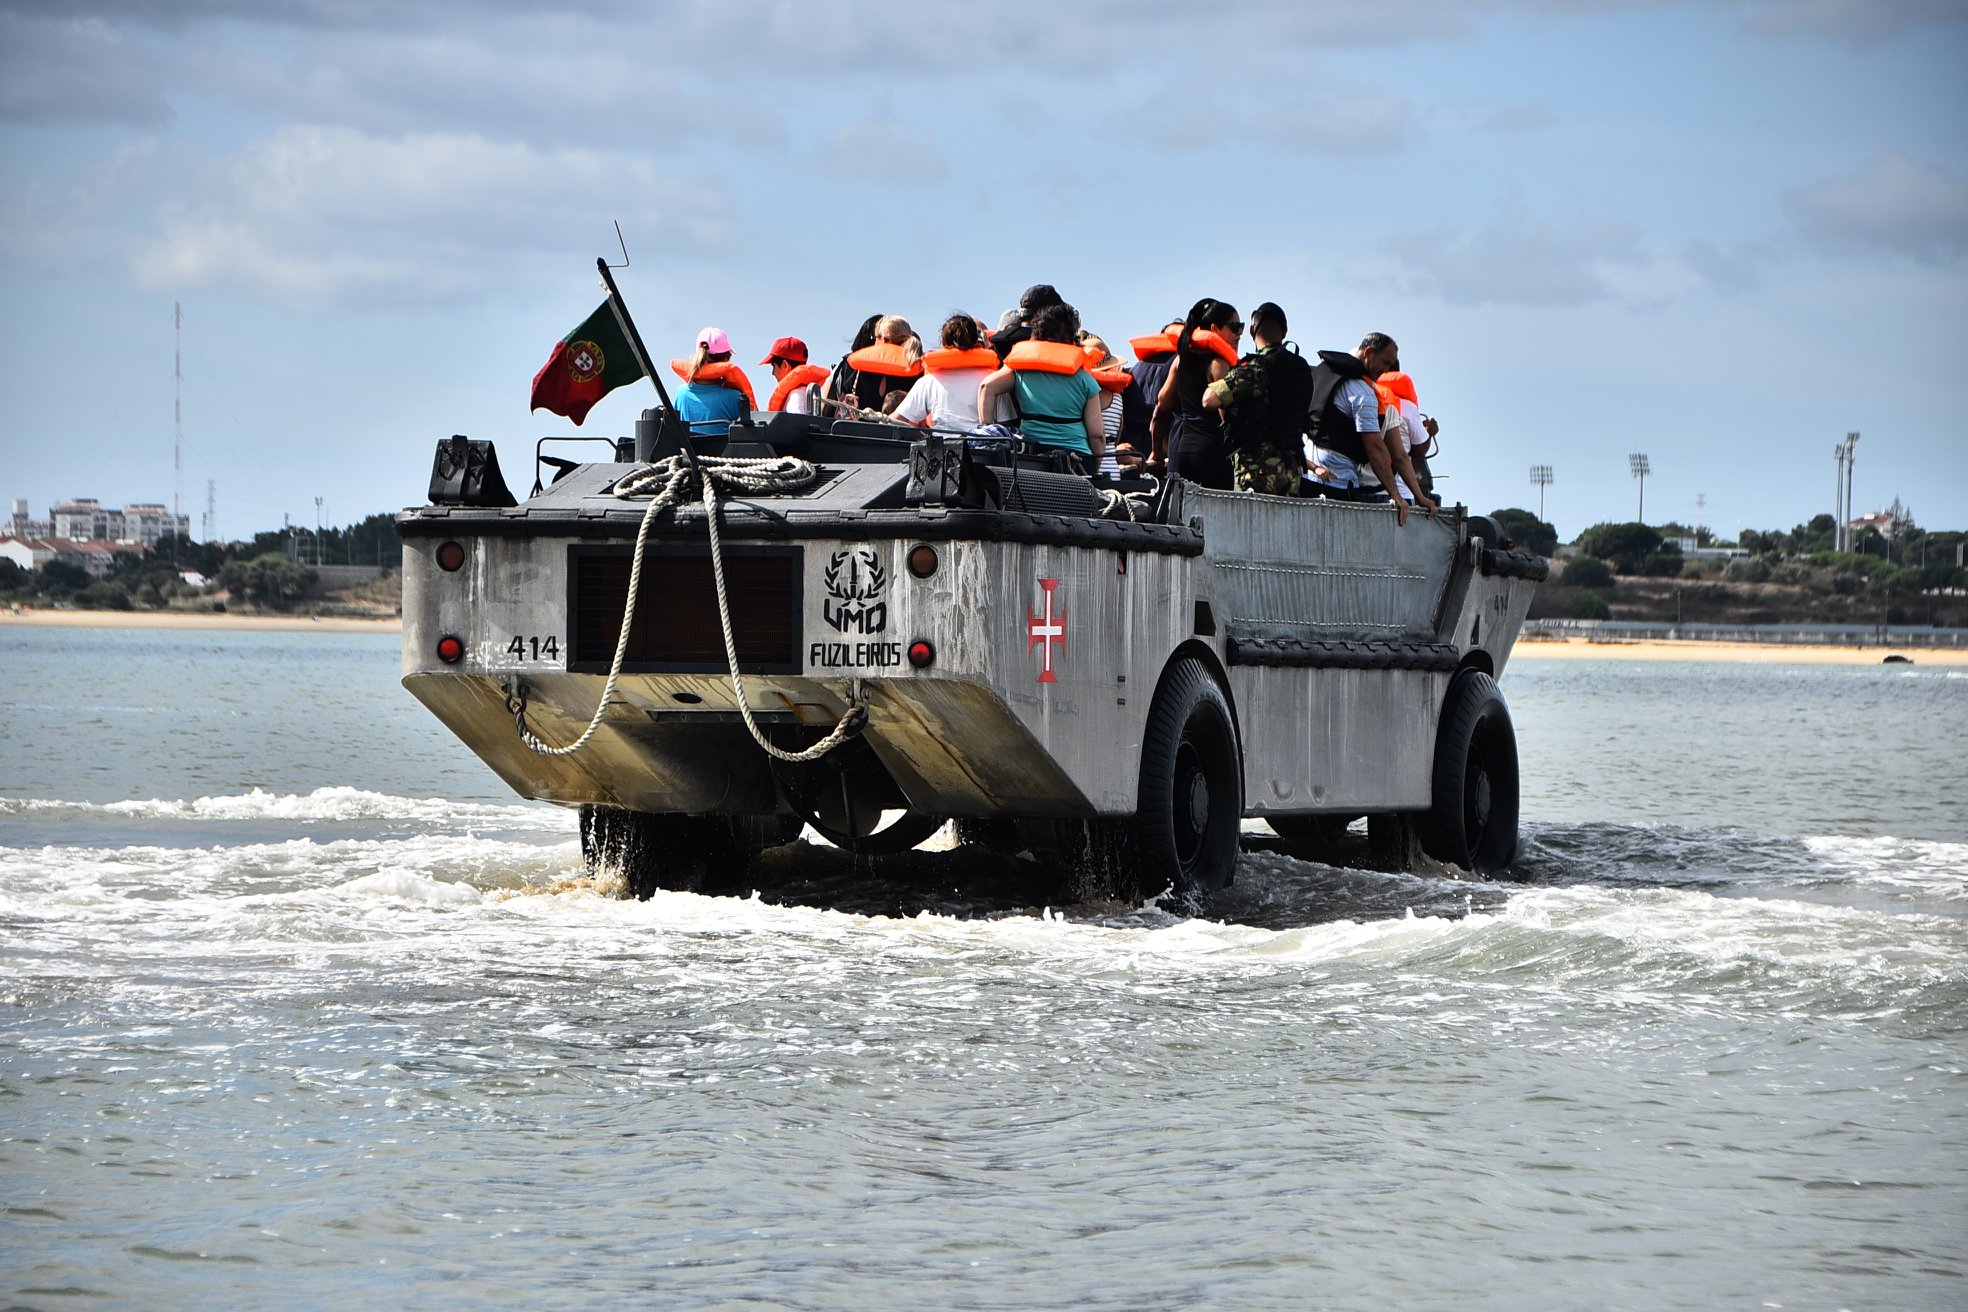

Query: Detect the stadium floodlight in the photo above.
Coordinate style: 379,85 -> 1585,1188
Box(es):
1529,465 -> 1554,521
1628,453 -> 1650,524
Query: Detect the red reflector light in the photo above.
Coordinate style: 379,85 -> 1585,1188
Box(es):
907,640 -> 934,669
436,540 -> 466,572
907,544 -> 938,579
436,635 -> 464,664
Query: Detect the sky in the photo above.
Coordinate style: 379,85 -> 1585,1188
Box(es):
1,0 -> 1964,545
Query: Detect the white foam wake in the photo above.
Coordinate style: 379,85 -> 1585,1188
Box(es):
1,786 -> 565,829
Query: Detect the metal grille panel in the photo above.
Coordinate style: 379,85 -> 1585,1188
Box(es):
570,547 -> 801,673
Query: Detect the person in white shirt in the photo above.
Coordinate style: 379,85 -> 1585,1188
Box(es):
892,313 -> 1011,431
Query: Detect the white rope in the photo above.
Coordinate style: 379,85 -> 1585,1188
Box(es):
511,453 -> 866,762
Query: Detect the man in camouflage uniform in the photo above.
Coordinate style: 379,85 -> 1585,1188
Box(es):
1203,301 -> 1312,495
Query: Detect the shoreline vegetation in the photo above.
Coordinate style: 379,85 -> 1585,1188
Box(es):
6,606 -> 1965,664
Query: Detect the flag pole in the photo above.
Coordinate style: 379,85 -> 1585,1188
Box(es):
594,256 -> 701,471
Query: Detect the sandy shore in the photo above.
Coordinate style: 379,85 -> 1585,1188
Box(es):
1512,636 -> 1967,665
0,609 -> 401,634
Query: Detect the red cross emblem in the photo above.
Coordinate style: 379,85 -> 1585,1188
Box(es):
1028,577 -> 1065,683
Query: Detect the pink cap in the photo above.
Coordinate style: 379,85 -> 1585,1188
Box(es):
696,326 -> 731,355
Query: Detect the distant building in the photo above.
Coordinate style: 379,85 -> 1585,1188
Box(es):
1848,510 -> 1897,536
23,496 -> 190,546
51,498 -> 119,542
0,535 -> 144,578
8,499 -> 50,540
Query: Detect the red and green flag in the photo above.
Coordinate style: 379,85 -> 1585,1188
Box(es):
529,299 -> 646,426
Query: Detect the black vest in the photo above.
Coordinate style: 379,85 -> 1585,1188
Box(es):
1226,344 -> 1313,456
1306,350 -> 1371,463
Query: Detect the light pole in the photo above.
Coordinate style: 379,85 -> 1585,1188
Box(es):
314,496 -> 324,567
1833,432 -> 1859,551
1530,464 -> 1553,522
1628,453 -> 1650,524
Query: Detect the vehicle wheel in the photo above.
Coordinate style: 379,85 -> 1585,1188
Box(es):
579,804 -> 745,898
1420,671 -> 1520,876
1134,658 -> 1242,895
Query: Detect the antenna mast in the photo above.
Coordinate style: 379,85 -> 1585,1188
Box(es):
174,302 -> 183,521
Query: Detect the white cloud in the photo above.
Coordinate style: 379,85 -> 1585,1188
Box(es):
1380,213 -> 1649,306
1740,0 -> 1968,42
1784,152 -> 1968,264
131,126 -> 735,305
0,12 -> 171,125
816,118 -> 948,186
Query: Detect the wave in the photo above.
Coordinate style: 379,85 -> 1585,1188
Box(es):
0,786 -> 566,830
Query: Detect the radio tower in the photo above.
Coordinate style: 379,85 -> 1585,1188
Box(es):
174,302 -> 183,521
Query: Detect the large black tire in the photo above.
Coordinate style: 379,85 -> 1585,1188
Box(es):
1134,658 -> 1243,896
579,805 -> 745,898
1420,671 -> 1520,876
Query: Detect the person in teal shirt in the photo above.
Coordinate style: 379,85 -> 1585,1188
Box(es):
978,304 -> 1105,465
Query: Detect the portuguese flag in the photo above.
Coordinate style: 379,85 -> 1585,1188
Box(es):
529,299 -> 645,426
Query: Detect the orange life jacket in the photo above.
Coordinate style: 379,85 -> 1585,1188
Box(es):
1080,345 -> 1131,394
920,347 -> 1000,374
1004,341 -> 1087,375
1376,370 -> 1419,407
1370,380 -> 1398,415
1186,329 -> 1239,367
1130,332 -> 1178,362
765,363 -> 829,412
845,342 -> 924,378
669,359 -> 758,410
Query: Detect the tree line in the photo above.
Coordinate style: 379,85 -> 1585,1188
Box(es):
1,511 -> 403,611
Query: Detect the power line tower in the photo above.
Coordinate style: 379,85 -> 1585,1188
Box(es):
1529,464 -> 1554,522
1695,492 -> 1706,543
1628,452 -> 1650,524
202,480 -> 216,544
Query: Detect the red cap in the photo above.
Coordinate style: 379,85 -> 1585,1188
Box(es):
760,336 -> 808,365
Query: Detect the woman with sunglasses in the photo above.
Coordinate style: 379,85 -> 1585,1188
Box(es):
1149,298 -> 1243,489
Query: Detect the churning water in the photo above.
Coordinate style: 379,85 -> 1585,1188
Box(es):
3,629 -> 1964,1310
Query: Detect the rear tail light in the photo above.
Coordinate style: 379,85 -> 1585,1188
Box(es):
436,635 -> 464,664
436,541 -> 466,572
907,640 -> 934,669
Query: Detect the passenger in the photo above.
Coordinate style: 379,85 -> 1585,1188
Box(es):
1200,301 -> 1310,495
1358,369 -> 1438,517
1304,332 -> 1414,525
978,303 -> 1105,470
1077,333 -> 1142,474
821,314 -> 882,411
1150,299 -> 1242,489
670,327 -> 757,434
880,388 -> 910,415
760,336 -> 828,414
989,284 -> 1065,362
837,315 -> 923,412
1129,320 -> 1183,472
892,313 -> 1007,430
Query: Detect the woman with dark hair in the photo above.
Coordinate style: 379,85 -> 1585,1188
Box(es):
1150,298 -> 1243,488
978,302 -> 1105,467
892,312 -> 1006,430
821,313 -> 883,411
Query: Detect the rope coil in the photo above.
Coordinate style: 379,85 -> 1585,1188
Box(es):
511,453 -> 868,762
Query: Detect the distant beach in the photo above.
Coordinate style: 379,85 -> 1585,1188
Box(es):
1512,635 -> 1968,665
0,608 -> 401,634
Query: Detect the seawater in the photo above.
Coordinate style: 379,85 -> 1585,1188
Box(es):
3,628 -> 1964,1311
